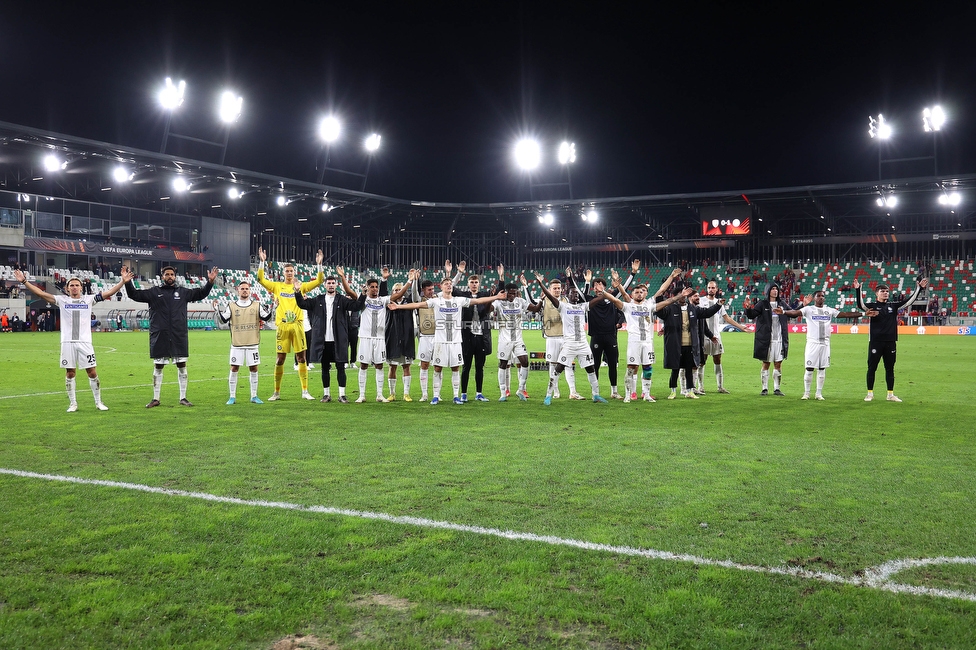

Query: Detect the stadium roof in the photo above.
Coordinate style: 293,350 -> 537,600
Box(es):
2,120 -> 975,248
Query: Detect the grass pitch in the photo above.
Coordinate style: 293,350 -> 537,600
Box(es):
1,329 -> 975,648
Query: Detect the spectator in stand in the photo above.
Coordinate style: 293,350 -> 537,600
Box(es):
927,295 -> 939,325
727,279 -> 736,294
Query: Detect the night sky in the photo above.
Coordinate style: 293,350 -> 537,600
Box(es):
4,3 -> 975,203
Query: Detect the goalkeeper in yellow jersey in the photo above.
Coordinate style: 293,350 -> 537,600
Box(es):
257,246 -> 325,400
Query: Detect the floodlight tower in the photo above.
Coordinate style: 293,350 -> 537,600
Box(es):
867,113 -> 891,179
158,78 -> 243,165
314,115 -> 381,191
158,77 -> 186,154
514,138 -> 576,201
922,105 -> 946,174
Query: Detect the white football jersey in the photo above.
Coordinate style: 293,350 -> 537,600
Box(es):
359,295 -> 391,339
494,298 -> 529,336
698,295 -> 727,335
55,295 -> 99,343
427,296 -> 471,343
801,305 -> 839,345
560,301 -> 590,344
622,299 -> 656,342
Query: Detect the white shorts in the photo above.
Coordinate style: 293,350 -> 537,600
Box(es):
230,346 -> 261,367
626,338 -> 655,366
545,337 -> 564,363
358,338 -> 386,365
433,342 -> 463,368
804,343 -> 830,369
703,335 -> 724,356
558,341 -> 592,368
497,334 -> 528,362
61,341 -> 96,369
389,356 -> 414,366
417,336 -> 435,363
765,338 -> 785,363
153,356 -> 189,365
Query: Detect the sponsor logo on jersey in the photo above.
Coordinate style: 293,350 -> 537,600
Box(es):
439,307 -> 459,313
281,292 -> 295,298
63,303 -> 89,310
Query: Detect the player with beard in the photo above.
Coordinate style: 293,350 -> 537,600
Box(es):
411,276 -> 438,401
447,260 -> 503,402
380,268 -> 418,401
697,280 -> 747,394
214,280 -> 274,405
125,265 -> 218,407
538,276 -> 583,400
655,287 -> 723,399
494,280 -> 544,400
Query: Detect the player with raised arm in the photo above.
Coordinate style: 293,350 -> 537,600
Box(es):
125,265 -> 219,407
494,279 -> 544,401
852,276 -> 927,402
390,277 -> 504,404
540,273 -> 582,400
611,267 -> 680,402
256,247 -> 325,401
535,272 -> 610,405
779,291 -> 872,400
411,274 -> 438,401
341,271 -> 411,402
447,259 -> 501,402
15,267 -> 131,411
743,284 -> 791,396
214,280 -> 274,405
380,267 -> 418,401
698,279 -> 747,394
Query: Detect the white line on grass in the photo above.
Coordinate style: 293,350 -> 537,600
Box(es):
1,467 -> 974,603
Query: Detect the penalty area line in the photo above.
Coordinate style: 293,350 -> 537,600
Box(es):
1,467 -> 974,603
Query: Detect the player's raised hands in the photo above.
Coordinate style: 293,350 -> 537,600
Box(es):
315,249 -> 324,265
584,269 -> 593,283
381,266 -> 391,280
13,269 -> 26,282
631,259 -> 641,274
802,294 -> 813,306
257,247 -> 267,262
208,267 -> 219,282
519,273 -> 528,286
212,300 -> 220,311
852,279 -> 861,290
336,265 -> 345,277
533,271 -> 545,283
565,266 -> 573,278
458,260 -> 466,273
120,266 -> 134,282
611,269 -> 621,285
671,268 -> 682,278
496,263 -> 504,279
919,277 -> 929,288
743,297 -> 753,310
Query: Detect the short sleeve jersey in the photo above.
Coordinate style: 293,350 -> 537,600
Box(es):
560,301 -> 590,344
55,294 -> 101,343
494,297 -> 529,336
622,299 -> 656,342
427,296 -> 471,343
800,305 -> 839,345
698,295 -> 727,335
359,295 -> 391,339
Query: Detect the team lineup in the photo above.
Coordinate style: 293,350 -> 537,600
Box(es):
13,252 -> 929,410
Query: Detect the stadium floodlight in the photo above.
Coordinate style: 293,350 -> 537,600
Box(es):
364,133 -> 382,152
321,202 -> 330,212
319,116 -> 341,143
582,208 -> 598,223
228,187 -> 241,200
514,138 -> 541,170
558,141 -> 577,165
276,195 -> 287,207
43,154 -> 64,172
542,212 -> 555,226
868,114 -> 892,139
922,106 -> 946,132
159,77 -> 186,110
172,176 -> 188,192
876,193 -> 896,208
113,167 -> 132,183
218,91 -> 243,123
938,192 -> 961,206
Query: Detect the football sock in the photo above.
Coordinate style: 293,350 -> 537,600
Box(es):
388,378 -> 397,395
153,367 -> 163,400
498,368 -> 507,394
177,367 -> 188,399
817,369 -> 826,394
564,365 -> 577,394
249,371 -> 259,398
625,368 -> 636,397
678,368 -> 685,391
586,370 -> 600,396
358,367 -> 367,396
375,369 -> 384,397
761,368 -> 769,391
274,364 -> 284,392
804,369 -> 813,395
298,363 -> 308,391
642,376 -> 652,396
715,363 -> 724,389
546,366 -> 559,398
518,366 -> 528,392
403,375 -> 411,395
66,377 -> 76,405
432,370 -> 443,399
229,370 -> 239,398
772,369 -> 781,391
89,376 -> 100,404
419,368 -> 429,397
451,370 -> 461,398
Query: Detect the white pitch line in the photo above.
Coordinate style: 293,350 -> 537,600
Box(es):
1,467 -> 974,603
